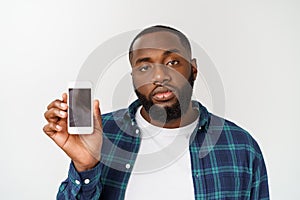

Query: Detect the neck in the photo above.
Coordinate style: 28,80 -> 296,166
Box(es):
140,102 -> 198,128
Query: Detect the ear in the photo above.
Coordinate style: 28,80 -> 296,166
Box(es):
191,58 -> 198,81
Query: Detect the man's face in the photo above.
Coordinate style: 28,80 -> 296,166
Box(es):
130,31 -> 197,123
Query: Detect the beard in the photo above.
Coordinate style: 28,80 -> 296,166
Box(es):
134,70 -> 195,123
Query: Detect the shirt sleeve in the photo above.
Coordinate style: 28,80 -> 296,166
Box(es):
57,161 -> 103,200
250,152 -> 270,200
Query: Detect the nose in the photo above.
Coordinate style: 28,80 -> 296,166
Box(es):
151,64 -> 171,85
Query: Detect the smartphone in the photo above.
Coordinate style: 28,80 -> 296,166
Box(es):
68,81 -> 93,134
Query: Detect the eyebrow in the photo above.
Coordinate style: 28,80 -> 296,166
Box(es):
135,57 -> 151,65
163,48 -> 181,56
134,48 -> 181,65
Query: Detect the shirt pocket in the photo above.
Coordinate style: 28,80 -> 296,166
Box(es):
204,174 -> 251,200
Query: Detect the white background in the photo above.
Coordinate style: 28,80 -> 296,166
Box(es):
0,0 -> 299,199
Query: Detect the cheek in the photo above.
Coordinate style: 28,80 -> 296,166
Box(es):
132,75 -> 152,90
179,66 -> 192,77
135,82 -> 152,96
169,67 -> 191,84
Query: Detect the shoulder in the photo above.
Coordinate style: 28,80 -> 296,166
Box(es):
100,100 -> 141,124
101,108 -> 129,122
101,108 -> 131,130
207,113 -> 264,158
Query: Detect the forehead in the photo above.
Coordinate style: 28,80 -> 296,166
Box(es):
132,31 -> 183,50
131,31 -> 189,59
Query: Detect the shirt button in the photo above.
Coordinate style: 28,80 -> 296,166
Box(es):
135,129 -> 140,134
84,179 -> 90,184
75,180 -> 80,185
131,121 -> 135,126
125,163 -> 131,169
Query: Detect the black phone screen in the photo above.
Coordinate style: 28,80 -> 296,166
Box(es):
68,88 -> 92,127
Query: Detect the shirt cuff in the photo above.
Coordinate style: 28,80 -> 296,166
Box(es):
68,161 -> 102,192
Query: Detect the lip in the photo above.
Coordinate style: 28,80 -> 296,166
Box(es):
151,87 -> 176,102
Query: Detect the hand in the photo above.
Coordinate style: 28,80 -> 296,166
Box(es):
43,93 -> 103,172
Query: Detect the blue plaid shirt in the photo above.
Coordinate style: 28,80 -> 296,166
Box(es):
57,100 -> 269,200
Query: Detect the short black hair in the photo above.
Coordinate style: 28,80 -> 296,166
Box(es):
129,25 -> 192,62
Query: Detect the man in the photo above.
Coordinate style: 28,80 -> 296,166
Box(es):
43,25 -> 269,199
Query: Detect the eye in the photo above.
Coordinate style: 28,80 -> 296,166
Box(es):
139,65 -> 150,72
166,60 -> 179,66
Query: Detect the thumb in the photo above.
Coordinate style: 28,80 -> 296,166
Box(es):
93,99 -> 102,128
62,93 -> 67,103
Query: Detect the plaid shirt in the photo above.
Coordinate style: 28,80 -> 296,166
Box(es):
57,100 -> 269,200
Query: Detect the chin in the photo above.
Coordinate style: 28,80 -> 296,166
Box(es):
153,99 -> 175,106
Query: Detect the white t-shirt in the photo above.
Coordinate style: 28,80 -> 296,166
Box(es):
124,106 -> 198,200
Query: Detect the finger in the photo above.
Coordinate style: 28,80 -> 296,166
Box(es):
44,108 -> 68,122
47,99 -> 68,111
43,124 -> 55,136
43,121 -> 69,149
57,118 -> 68,132
44,111 -> 59,123
43,122 -> 62,136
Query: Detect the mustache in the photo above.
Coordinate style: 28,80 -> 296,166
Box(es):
150,84 -> 178,97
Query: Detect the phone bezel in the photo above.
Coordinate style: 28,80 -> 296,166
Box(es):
67,81 -> 93,134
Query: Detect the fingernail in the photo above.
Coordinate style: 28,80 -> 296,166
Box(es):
56,125 -> 62,131
61,103 -> 67,108
59,111 -> 66,116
